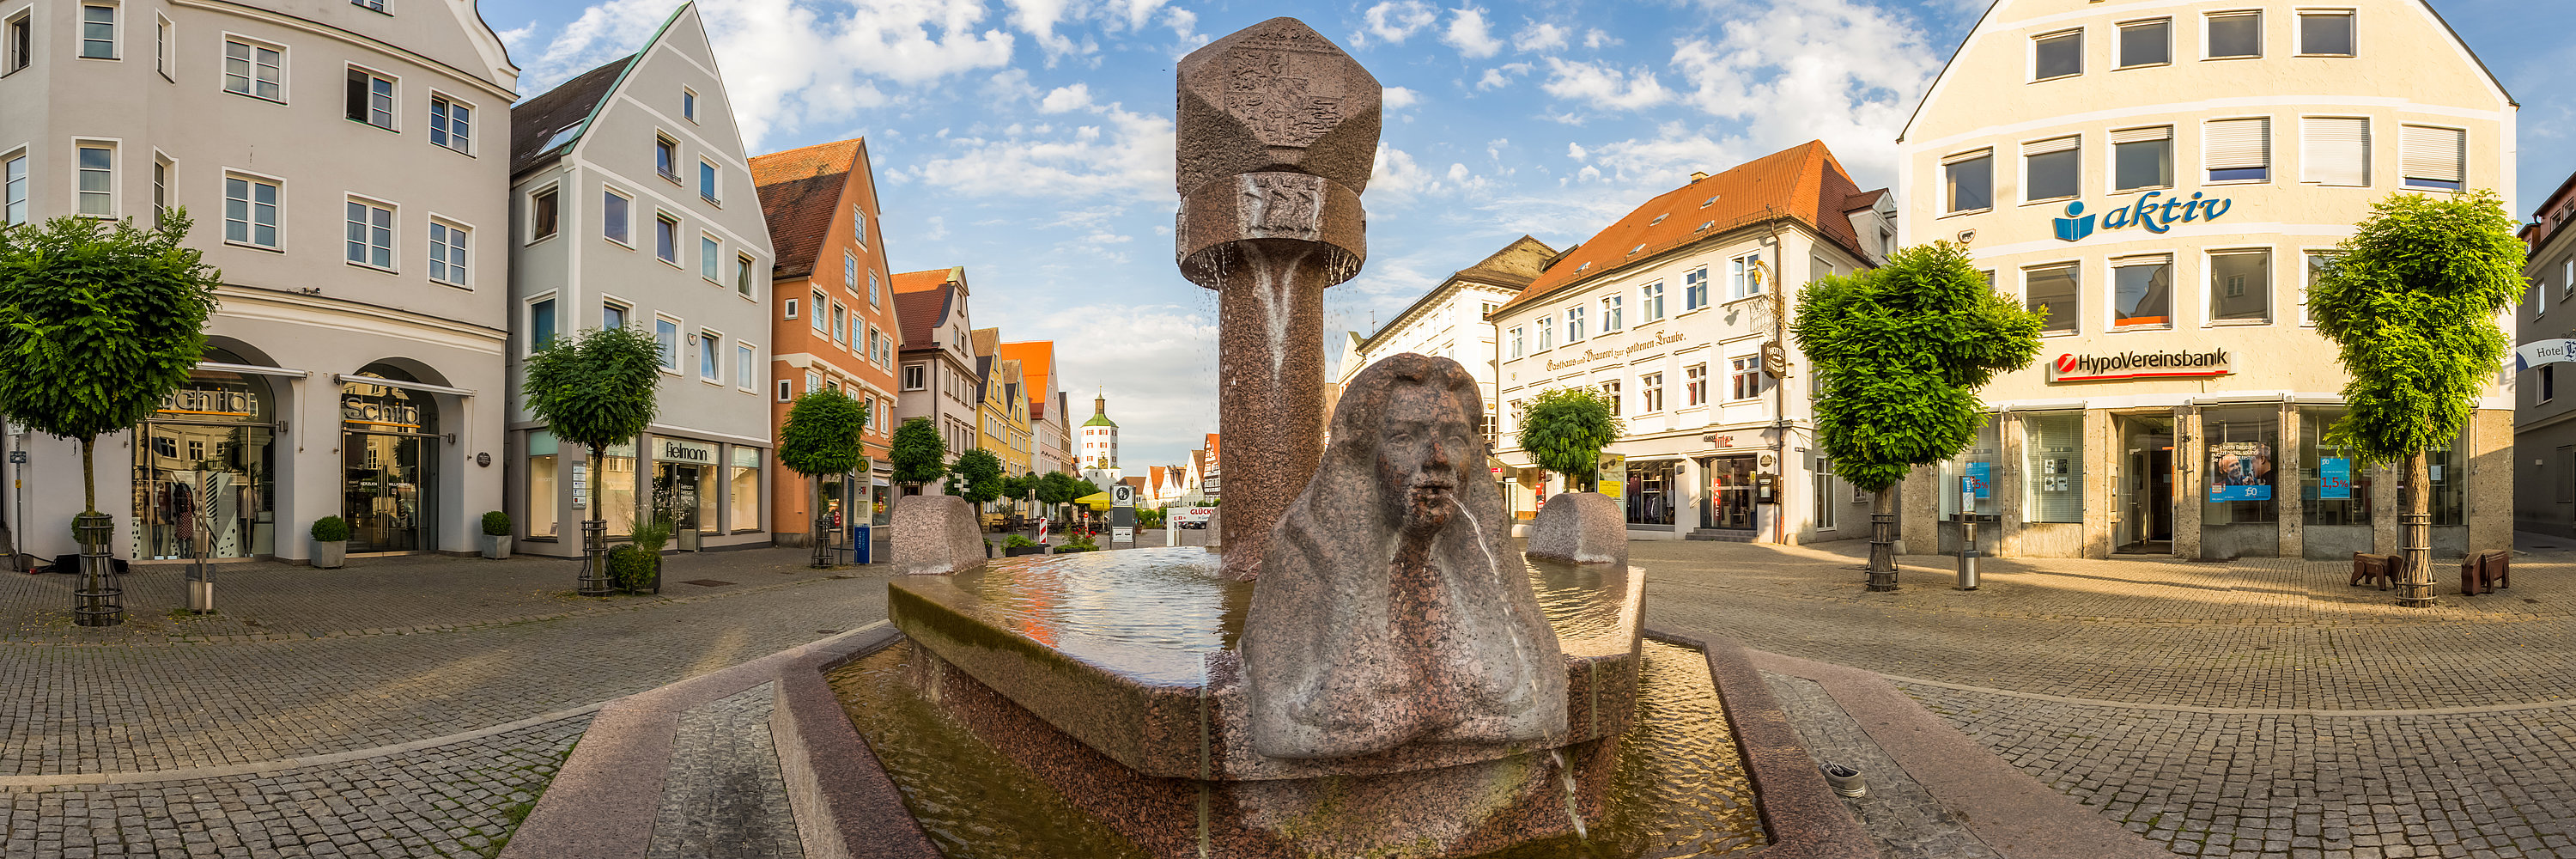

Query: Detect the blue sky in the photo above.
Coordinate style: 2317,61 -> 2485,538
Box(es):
477,0 -> 2575,469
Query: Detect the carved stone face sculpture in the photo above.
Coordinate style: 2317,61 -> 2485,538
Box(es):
1241,353 -> 1569,760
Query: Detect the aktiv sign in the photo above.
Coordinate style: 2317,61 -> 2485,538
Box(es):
2053,190 -> 2235,241
2047,348 -> 2233,382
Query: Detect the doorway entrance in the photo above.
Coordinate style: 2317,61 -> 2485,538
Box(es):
2117,415 -> 2175,554
341,366 -> 439,553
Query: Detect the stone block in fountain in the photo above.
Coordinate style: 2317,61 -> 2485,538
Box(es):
891,495 -> 984,576
1526,492 -> 1631,567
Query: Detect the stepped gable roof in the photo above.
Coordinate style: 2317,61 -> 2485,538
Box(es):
1496,141 -> 1873,315
996,342 -> 1058,418
749,138 -> 865,277
892,268 -> 962,349
510,54 -> 635,174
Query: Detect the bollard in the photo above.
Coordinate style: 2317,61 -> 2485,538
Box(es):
1956,516 -> 1980,590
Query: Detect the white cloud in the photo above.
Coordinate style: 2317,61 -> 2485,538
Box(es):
1513,21 -> 1568,53
1666,0 -> 1941,186
925,216 -> 951,241
497,21 -> 539,52
1370,145 -> 1439,198
910,100 -> 1175,200
1013,303 -> 1222,466
1038,82 -> 1096,113
1382,86 -> 1424,110
1441,6 -> 1503,58
1004,0 -> 1096,63
1564,122 -> 1739,186
1360,0 -> 1438,46
1475,62 -> 1531,90
1583,28 -> 1618,49
1538,58 -> 1674,113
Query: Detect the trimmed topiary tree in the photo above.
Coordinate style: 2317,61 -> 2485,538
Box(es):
522,324 -> 662,596
950,448 -> 1005,507
2307,190 -> 2524,606
776,391 -> 869,567
890,417 -> 945,493
1793,241 -> 2044,592
0,210 -> 222,625
1516,387 -> 1624,492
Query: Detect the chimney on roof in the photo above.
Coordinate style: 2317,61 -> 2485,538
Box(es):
1690,170 -> 1710,182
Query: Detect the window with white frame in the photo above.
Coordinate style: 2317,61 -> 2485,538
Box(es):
1729,252 -> 1765,300
1640,282 -> 1665,321
80,4 -> 115,59
810,290 -> 827,332
428,220 -> 467,286
1814,455 -> 1838,530
1507,326 -> 1524,360
345,199 -> 394,269
2032,28 -> 2081,81
603,302 -> 627,329
653,212 -> 678,264
223,39 -> 283,101
831,302 -> 848,343
529,297 -> 556,350
807,370 -> 822,395
2204,117 -> 2270,182
2209,248 -> 2271,323
2026,263 -> 2081,335
5,10 -> 30,74
2298,9 -> 2354,57
2111,254 -> 2172,328
2400,125 -> 2466,192
868,270 -> 880,307
653,135 -> 677,180
1685,267 -> 1709,310
2303,251 -> 2340,326
1729,356 -> 1764,400
700,235 -> 720,282
351,0 -> 386,12
2111,125 -> 2172,192
654,318 -> 679,370
1599,380 -> 1621,415
737,253 -> 756,297
2,152 -> 24,224
224,174 -> 279,247
700,331 -> 720,381
783,297 -> 799,320
529,186 -> 559,242
1536,315 -> 1552,350
430,95 -> 471,154
844,252 -> 857,291
1564,306 -> 1586,342
2301,117 -> 2369,186
903,363 -> 927,391
682,88 -> 698,122
601,188 -> 630,245
345,67 -> 393,129
738,344 -> 756,391
777,379 -> 793,402
1686,363 -> 1707,406
1601,295 -> 1623,332
853,205 -> 867,247
2023,136 -> 2080,202
2118,18 -> 2170,68
76,143 -> 113,216
1944,150 -> 1993,213
1640,372 -> 1663,412
698,159 -> 717,202
2205,10 -> 2261,59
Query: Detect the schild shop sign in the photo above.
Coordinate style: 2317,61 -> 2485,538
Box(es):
2046,348 -> 2232,383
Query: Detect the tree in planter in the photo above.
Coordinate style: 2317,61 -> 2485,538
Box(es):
950,448 -> 1005,508
0,211 -> 222,626
890,417 -> 945,495
776,391 -> 869,567
2308,190 -> 2524,606
1516,387 -> 1625,492
1792,241 -> 2044,592
521,325 -> 662,596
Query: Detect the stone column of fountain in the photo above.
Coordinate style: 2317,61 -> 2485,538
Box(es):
1173,17 -> 1380,582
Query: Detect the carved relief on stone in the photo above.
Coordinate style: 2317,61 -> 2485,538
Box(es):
1240,174 -> 1325,241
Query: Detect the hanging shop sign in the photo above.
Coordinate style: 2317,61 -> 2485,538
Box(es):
2053,190 -> 2235,242
2514,338 -> 2576,370
2046,348 -> 2232,383
159,387 -> 261,419
2208,442 -> 2274,502
658,439 -> 715,463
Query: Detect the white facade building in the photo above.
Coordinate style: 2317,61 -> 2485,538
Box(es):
1339,236 -> 1555,453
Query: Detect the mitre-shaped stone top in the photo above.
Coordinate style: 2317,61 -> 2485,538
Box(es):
1175,16 -> 1382,198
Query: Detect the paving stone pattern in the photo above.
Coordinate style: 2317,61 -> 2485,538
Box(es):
1761,672 -> 2001,859
647,683 -> 803,859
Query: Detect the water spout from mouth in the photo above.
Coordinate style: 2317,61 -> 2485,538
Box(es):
1550,747 -> 1591,842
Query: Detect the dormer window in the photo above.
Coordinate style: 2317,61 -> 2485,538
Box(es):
1575,261 -> 1593,274
1628,243 -> 1647,256
1696,221 -> 1714,232
1649,214 -> 1667,225
1700,195 -> 1718,208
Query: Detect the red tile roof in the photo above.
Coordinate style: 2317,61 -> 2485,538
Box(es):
1496,141 -> 1874,315
749,137 -> 864,278
892,268 -> 962,349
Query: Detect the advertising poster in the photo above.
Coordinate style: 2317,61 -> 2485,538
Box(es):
1964,461 -> 1991,499
1597,454 -> 1625,500
2319,458 -> 2351,500
2208,442 -> 2274,501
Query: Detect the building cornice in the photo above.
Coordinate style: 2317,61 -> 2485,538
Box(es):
214,284 -> 507,354
1496,215 -> 1827,323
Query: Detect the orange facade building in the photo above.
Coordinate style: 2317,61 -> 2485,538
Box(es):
750,138 -> 902,543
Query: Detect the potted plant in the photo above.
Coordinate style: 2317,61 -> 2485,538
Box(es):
1056,533 -> 1101,553
480,511 -> 513,559
311,516 -> 350,569
1002,534 -> 1047,557
611,514 -> 675,594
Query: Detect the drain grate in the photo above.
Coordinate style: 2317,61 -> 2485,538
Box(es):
681,579 -> 736,588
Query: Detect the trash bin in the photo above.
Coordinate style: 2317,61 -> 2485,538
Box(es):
848,523 -> 871,565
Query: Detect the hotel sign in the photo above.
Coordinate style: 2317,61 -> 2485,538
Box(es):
2054,190 -> 2236,242
1544,331 -> 1686,371
2047,348 -> 2233,383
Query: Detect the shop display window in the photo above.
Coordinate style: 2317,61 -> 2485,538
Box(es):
134,356 -> 276,559
1937,416 -> 2000,518
2022,411 -> 2084,523
527,430 -> 559,538
2300,407 -> 2370,527
2202,409 -> 2279,524
731,447 -> 762,533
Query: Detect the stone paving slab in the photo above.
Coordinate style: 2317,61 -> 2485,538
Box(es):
1761,671 -> 2002,859
647,683 -> 802,859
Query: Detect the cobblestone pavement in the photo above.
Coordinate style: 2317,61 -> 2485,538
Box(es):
647,683 -> 800,859
1639,537 -> 2576,858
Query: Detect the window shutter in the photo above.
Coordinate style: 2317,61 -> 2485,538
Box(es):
2401,125 -> 2465,184
2022,136 -> 2081,155
2301,118 -> 2369,186
2110,125 -> 2172,144
2205,118 -> 2269,170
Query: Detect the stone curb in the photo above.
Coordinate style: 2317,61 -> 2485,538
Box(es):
773,624 -> 941,859
1649,629 -> 1877,859
1744,648 -> 2171,859
498,620 -> 903,859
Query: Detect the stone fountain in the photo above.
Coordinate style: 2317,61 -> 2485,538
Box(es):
860,17 -> 1765,859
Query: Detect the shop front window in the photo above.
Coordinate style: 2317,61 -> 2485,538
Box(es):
2201,407 -> 2281,557
730,446 -> 762,533
1938,416 -> 2000,518
2398,436 -> 2464,527
1625,460 -> 1674,526
341,365 -> 438,552
2300,407 -> 2370,527
1702,455 -> 1757,530
594,441 -> 638,537
654,438 -> 719,535
135,356 -> 276,559
2022,411 -> 2084,522
527,430 -> 559,538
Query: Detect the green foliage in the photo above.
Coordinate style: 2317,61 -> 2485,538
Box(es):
2308,191 -> 2524,466
481,511 -> 512,537
1003,534 -> 1039,549
890,417 -> 946,485
951,448 -> 1005,504
606,544 -> 658,594
777,391 -> 870,478
1791,241 -> 2045,492
522,325 -> 661,523
1136,508 -> 1167,528
311,516 -> 350,543
1074,478 -> 1104,498
1057,533 -> 1100,552
0,210 -> 222,513
627,508 -> 675,555
1516,387 -> 1625,490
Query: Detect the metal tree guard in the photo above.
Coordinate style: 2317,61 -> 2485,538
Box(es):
576,519 -> 611,596
72,511 -> 120,626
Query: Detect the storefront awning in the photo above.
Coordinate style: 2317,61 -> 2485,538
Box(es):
198,361 -> 309,379
334,374 -> 477,398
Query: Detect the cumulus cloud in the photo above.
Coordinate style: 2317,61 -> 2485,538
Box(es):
1475,62 -> 1532,90
909,99 -> 1174,200
1538,58 -> 1674,113
1513,21 -> 1568,53
1012,303 -> 1222,466
1371,146 -> 1439,198
1665,0 -> 1940,186
1038,82 -> 1095,113
1360,0 -> 1438,46
1382,86 -> 1424,110
1441,6 -> 1503,58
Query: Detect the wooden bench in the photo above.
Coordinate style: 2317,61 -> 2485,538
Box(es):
2460,548 -> 2510,595
2349,552 -> 2399,591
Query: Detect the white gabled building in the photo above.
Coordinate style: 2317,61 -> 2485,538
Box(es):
1339,236 -> 1557,453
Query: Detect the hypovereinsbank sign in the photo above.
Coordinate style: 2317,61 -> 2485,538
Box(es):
2046,348 -> 2233,383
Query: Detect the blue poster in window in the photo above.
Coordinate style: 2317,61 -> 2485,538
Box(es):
1965,461 -> 1991,499
2208,442 -> 2274,502
2319,458 -> 2351,500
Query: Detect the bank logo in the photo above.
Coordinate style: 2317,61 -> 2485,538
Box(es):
2055,353 -> 2081,375
2053,203 -> 2097,242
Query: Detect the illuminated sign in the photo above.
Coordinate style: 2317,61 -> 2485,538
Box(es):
2046,348 -> 2232,383
2054,190 -> 2236,242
